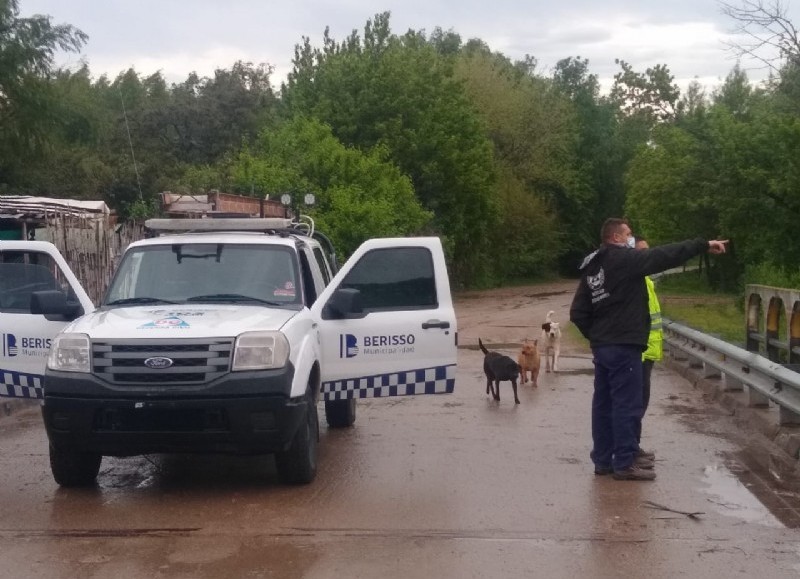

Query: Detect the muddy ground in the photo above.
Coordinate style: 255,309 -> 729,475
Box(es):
0,281 -> 799,578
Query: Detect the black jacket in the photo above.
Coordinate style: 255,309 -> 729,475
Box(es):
569,238 -> 708,349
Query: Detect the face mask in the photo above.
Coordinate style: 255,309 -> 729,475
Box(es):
626,236 -> 636,249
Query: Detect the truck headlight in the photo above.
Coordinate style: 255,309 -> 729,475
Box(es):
232,331 -> 290,371
47,333 -> 91,373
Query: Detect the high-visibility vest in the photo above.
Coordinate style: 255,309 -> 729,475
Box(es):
643,276 -> 663,362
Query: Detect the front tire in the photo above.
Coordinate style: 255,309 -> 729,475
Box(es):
275,395 -> 318,485
325,398 -> 356,428
49,443 -> 101,487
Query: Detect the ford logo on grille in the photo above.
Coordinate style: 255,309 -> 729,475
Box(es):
144,357 -> 174,369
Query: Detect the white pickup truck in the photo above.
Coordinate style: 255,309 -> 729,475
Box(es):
0,218 -> 457,487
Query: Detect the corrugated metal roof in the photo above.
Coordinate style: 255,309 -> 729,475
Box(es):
0,195 -> 110,219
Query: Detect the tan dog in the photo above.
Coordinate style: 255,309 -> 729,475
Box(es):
541,310 -> 562,373
517,339 -> 540,387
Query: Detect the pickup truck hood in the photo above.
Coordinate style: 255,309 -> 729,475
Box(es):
68,305 -> 299,340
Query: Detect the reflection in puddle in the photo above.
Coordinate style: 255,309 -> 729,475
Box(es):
700,464 -> 783,528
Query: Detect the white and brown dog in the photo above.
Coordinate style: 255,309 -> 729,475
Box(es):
541,310 -> 561,373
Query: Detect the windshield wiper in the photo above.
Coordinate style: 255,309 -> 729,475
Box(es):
186,293 -> 283,306
106,297 -> 178,306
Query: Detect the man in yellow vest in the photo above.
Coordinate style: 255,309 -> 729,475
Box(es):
635,238 -> 662,456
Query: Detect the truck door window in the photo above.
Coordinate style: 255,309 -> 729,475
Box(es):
312,247 -> 332,285
339,247 -> 437,311
0,251 -> 70,313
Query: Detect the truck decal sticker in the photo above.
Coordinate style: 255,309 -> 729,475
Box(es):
146,310 -> 208,317
138,316 -> 190,329
340,334 -> 359,358
2,333 -> 18,357
322,364 -> 455,400
339,333 -> 416,358
2,333 -> 51,357
0,368 -> 43,399
274,281 -> 296,297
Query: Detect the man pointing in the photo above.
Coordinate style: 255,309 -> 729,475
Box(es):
569,218 -> 727,481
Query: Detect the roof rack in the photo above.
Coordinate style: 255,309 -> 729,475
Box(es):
145,217 -> 295,234
143,215 -> 339,272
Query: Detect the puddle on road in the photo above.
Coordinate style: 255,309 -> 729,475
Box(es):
667,400 -> 800,528
700,463 -> 784,528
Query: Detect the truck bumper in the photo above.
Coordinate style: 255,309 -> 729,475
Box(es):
42,368 -> 309,456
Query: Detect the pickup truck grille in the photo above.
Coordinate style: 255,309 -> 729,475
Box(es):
92,339 -> 233,385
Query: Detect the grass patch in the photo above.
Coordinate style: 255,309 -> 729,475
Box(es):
565,321 -> 589,348
655,271 -> 744,346
659,299 -> 745,346
654,268 -> 721,295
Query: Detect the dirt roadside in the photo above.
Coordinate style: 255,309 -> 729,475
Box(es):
454,279 -> 583,353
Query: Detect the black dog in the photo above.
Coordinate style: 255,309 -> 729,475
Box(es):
479,338 -> 521,404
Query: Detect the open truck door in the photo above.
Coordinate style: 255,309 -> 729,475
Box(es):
0,241 -> 94,399
313,237 -> 457,405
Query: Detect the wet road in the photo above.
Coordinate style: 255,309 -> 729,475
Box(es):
1,281 -> 799,578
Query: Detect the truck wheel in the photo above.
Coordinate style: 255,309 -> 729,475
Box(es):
325,398 -> 356,428
49,443 -> 101,487
275,395 -> 318,485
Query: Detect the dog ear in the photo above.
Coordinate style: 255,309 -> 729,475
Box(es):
542,323 -> 550,332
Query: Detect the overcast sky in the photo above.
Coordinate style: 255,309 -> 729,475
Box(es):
23,0 -> 800,94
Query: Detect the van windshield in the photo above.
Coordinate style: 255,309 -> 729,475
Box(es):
104,244 -> 302,307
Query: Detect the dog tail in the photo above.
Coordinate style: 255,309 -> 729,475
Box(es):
478,337 -> 489,355
546,310 -> 555,322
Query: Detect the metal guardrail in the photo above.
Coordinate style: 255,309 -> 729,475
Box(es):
663,319 -> 800,426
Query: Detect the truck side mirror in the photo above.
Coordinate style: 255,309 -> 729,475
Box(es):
323,288 -> 364,319
31,290 -> 82,321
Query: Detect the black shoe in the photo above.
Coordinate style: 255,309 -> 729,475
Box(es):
597,456 -> 652,474
613,465 -> 656,481
638,448 -> 655,461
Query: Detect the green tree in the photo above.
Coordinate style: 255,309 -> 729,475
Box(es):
624,66 -> 793,290
552,57 -> 623,258
624,125 -> 713,243
0,0 -> 86,185
283,12 -> 496,286
455,47 -> 573,277
712,64 -> 754,118
13,65 -> 115,198
712,104 -> 800,270
230,116 -> 432,258
610,59 -> 680,123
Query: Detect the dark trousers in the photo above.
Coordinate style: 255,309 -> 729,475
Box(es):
635,359 -> 654,443
590,345 -> 643,471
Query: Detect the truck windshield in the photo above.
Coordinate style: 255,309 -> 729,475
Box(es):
104,243 -> 302,307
